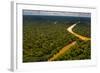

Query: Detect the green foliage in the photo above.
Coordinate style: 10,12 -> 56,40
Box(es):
23,20 -> 91,62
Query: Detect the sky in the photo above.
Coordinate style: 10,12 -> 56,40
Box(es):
23,10 -> 91,17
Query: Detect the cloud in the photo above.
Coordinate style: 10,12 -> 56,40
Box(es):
23,10 -> 91,17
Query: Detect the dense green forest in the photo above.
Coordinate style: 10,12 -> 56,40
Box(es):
23,18 -> 91,62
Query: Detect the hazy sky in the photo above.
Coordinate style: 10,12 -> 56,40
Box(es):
23,10 -> 91,17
